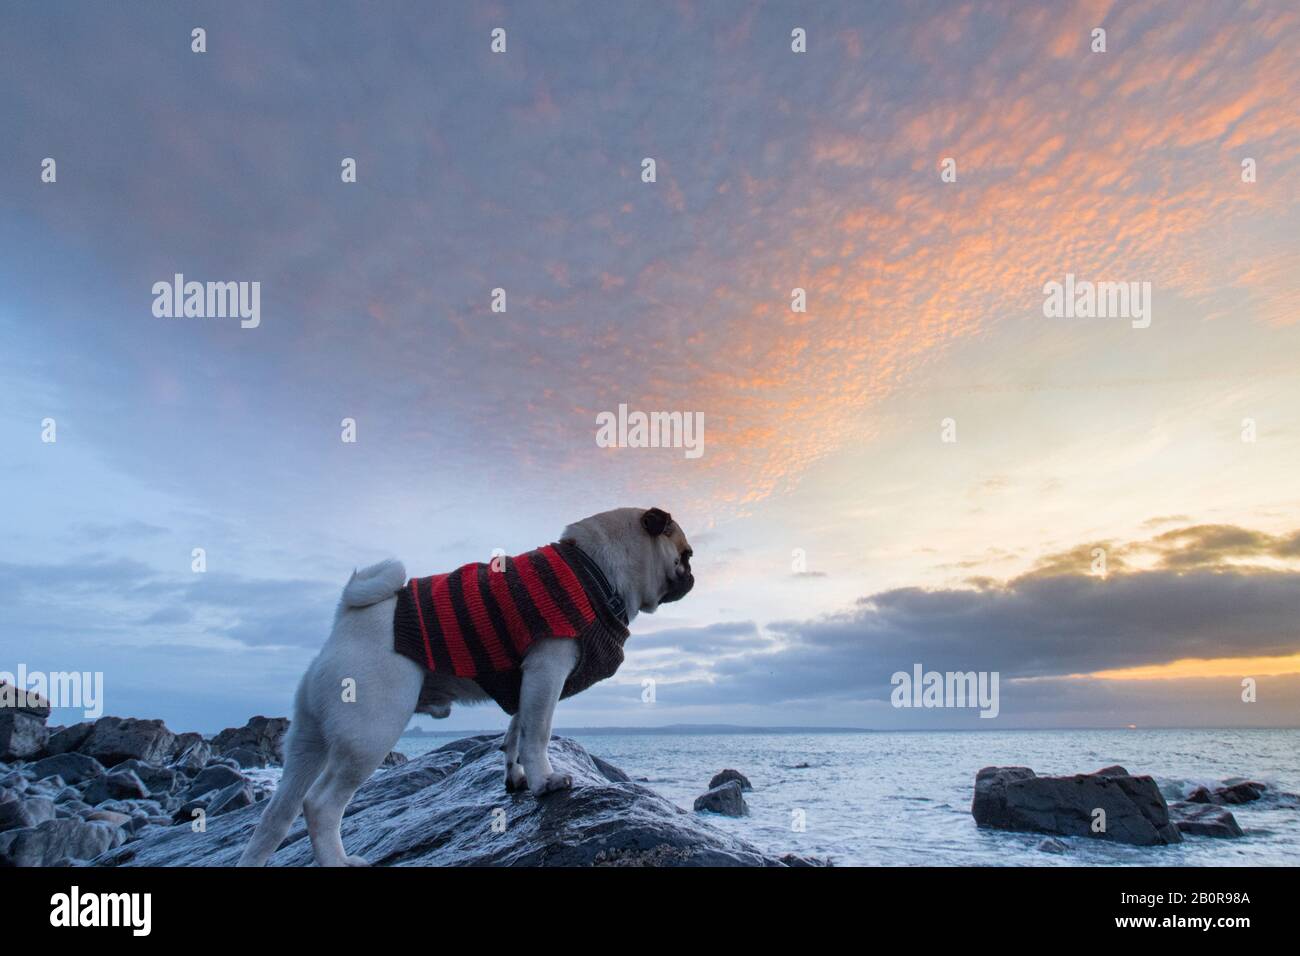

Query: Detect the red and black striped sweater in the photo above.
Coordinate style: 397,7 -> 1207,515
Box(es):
392,541 -> 631,715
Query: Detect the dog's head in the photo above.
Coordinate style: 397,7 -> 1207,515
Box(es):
637,507 -> 694,609
561,506 -> 695,619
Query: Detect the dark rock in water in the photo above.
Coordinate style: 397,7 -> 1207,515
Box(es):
83,769 -> 150,805
1216,781 -> 1266,805
971,766 -> 1182,846
1168,802 -> 1244,838
30,752 -> 106,786
693,780 -> 749,817
43,721 -> 95,756
0,818 -> 123,866
1186,781 -> 1267,806
0,795 -> 57,832
708,769 -> 752,791
211,716 -> 289,765
183,764 -> 246,800
1037,837 -> 1069,854
79,717 -> 177,767
0,712 -> 49,760
1093,765 -> 1131,777
380,750 -> 409,769
97,735 -> 794,866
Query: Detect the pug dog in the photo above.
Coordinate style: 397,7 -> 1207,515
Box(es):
238,506 -> 694,867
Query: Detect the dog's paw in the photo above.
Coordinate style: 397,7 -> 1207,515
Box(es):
505,761 -> 528,792
532,772 -> 572,796
344,855 -> 370,867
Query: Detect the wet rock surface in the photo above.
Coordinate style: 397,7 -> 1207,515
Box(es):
972,765 -> 1182,846
694,780 -> 750,817
97,736 -> 801,866
708,769 -> 752,791
1168,802 -> 1245,838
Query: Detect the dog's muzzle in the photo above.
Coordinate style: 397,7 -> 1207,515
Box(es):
661,571 -> 694,604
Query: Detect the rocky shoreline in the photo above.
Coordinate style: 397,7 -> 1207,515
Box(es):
5,687 -> 1292,865
1,691 -> 818,866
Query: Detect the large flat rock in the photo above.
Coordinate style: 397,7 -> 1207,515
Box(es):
96,736 -> 796,867
972,765 -> 1182,846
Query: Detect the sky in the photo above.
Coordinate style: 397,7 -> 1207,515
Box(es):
1,1 -> 1298,734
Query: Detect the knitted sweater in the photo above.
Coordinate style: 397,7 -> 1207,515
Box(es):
392,542 -> 631,715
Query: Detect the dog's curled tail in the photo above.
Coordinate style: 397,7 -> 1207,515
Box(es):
337,559 -> 407,615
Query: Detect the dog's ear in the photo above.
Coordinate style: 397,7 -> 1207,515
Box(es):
640,507 -> 672,537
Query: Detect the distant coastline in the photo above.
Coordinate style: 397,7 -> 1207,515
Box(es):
400,723 -> 1300,738
400,723 -> 874,738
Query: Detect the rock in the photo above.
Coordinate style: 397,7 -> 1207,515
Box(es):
79,717 -> 177,767
114,760 -> 180,794
971,766 -> 1182,846
1169,802 -> 1245,838
206,780 -> 254,816
82,769 -> 150,805
222,746 -> 269,769
708,769 -> 752,791
380,750 -> 409,769
183,764 -> 247,799
1216,781 -> 1266,805
0,682 -> 52,719
169,735 -> 212,773
211,716 -> 290,766
1037,837 -> 1070,854
0,818 -> 123,866
52,786 -> 82,805
1186,781 -> 1267,806
693,780 -> 749,817
778,852 -> 832,867
30,752 -> 107,786
171,793 -> 216,826
0,795 -> 57,832
43,721 -> 95,756
0,712 -> 49,760
84,809 -> 132,828
207,781 -> 256,817
28,775 -> 66,796
98,735 -> 793,866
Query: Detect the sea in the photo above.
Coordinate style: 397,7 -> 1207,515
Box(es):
393,727 -> 1300,866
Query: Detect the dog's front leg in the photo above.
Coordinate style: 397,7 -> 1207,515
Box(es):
517,637 -> 578,795
501,714 -> 526,792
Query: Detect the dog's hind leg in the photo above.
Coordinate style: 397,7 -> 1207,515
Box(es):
302,734 -> 393,867
237,719 -> 327,866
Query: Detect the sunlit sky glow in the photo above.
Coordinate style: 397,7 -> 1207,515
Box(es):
1,1 -> 1297,732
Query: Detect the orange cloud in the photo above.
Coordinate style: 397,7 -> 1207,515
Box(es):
1083,652 -> 1300,681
